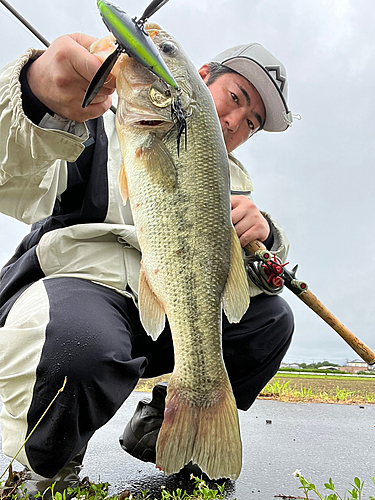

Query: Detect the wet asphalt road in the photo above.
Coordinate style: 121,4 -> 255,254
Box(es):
1,394 -> 374,499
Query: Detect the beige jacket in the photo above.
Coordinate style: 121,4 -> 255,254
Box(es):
0,49 -> 289,300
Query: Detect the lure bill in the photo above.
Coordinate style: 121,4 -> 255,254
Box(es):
82,0 -> 179,108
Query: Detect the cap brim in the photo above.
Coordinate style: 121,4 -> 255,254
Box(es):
223,57 -> 290,132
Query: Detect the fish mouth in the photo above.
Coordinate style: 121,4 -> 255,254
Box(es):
116,98 -> 172,128
135,119 -> 169,127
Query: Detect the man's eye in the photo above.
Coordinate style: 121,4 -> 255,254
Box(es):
247,119 -> 254,131
231,92 -> 238,103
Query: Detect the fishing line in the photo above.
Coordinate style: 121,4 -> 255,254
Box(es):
0,8 -> 45,49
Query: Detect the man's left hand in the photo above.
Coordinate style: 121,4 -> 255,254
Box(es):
231,195 -> 270,247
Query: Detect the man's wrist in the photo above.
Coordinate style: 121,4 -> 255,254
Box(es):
261,222 -> 274,250
20,59 -> 54,125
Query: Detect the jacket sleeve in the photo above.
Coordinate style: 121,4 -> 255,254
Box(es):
0,49 -> 88,224
229,155 -> 290,297
229,154 -> 290,262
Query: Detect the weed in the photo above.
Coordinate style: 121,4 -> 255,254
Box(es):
258,376 -> 375,404
293,470 -> 374,500
0,476 -> 234,500
296,385 -> 314,398
0,378 -> 67,483
335,387 -> 355,401
319,391 -> 330,401
262,378 -> 291,395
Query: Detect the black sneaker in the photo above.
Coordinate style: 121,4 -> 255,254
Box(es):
119,382 -> 167,463
120,382 -> 207,478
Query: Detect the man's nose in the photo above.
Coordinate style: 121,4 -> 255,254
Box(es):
224,109 -> 245,133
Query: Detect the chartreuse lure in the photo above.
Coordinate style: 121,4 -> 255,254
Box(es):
82,0 -> 179,108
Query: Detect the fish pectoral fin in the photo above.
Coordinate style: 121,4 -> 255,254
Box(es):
118,161 -> 129,204
222,227 -> 250,323
138,264 -> 166,340
140,134 -> 177,189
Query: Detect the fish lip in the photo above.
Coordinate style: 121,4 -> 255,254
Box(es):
134,118 -> 170,127
123,111 -> 172,127
118,100 -> 172,127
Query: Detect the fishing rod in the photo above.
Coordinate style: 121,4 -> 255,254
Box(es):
245,239 -> 375,365
0,0 -> 118,114
0,0 -> 50,47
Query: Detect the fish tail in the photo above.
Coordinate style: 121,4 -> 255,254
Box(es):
156,378 -> 242,480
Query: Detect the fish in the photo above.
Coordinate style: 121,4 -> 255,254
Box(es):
91,25 -> 250,479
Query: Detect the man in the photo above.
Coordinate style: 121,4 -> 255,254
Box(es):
0,32 -> 293,496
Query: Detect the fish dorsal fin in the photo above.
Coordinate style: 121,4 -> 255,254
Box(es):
222,227 -> 250,323
139,134 -> 177,190
118,161 -> 129,205
139,263 -> 166,339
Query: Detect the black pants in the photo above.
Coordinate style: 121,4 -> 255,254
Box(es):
0,277 -> 293,477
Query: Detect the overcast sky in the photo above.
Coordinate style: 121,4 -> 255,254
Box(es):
0,0 -> 374,365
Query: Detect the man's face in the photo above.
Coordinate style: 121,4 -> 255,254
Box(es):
198,65 -> 266,153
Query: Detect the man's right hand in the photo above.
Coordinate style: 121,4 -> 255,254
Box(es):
26,33 -> 116,123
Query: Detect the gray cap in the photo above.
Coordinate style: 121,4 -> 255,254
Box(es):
210,43 -> 293,132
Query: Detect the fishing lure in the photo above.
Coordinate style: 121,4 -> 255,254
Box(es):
82,0 -> 179,108
82,0 -> 187,153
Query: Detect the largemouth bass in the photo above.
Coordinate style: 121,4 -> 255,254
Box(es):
91,26 -> 249,480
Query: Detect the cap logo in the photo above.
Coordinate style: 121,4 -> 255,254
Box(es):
265,65 -> 286,94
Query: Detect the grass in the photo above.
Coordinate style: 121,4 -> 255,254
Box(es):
0,474 -> 233,500
258,374 -> 375,404
3,471 -> 375,500
273,372 -> 375,381
134,374 -> 171,392
294,471 -> 375,500
134,372 -> 375,405
259,378 -> 375,404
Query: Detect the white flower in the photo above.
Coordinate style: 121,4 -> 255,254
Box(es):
293,469 -> 302,478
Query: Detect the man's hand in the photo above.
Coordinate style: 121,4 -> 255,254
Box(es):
231,195 -> 270,247
26,33 -> 116,123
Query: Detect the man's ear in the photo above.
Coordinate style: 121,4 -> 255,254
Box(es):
198,64 -> 210,82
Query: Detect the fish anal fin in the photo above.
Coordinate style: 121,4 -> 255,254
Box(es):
222,227 -> 250,323
139,134 -> 177,190
118,161 -> 129,205
139,264 -> 166,340
156,378 -> 242,480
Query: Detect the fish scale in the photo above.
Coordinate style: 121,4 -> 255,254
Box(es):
90,24 -> 251,479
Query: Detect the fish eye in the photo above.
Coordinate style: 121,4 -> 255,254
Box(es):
160,42 -> 178,57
